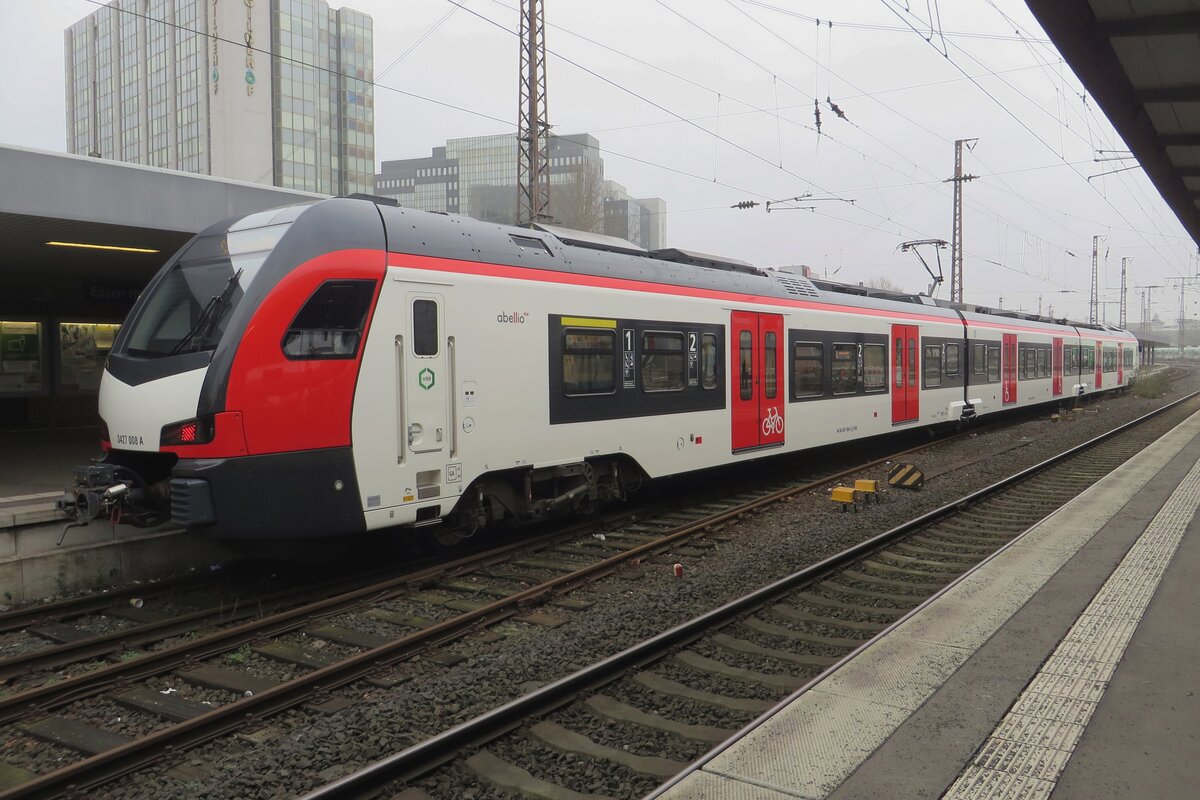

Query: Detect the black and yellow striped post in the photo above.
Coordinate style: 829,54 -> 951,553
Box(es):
888,463 -> 924,490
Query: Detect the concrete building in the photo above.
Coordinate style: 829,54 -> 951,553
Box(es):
64,0 -> 373,195
375,132 -> 666,249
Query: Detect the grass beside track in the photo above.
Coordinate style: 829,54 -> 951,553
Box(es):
1132,370 -> 1173,398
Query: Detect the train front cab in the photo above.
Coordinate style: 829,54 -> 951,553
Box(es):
61,199 -> 392,540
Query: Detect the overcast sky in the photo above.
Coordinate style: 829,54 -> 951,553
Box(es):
1,0 -> 1196,324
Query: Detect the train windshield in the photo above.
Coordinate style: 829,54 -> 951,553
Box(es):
122,220 -> 293,357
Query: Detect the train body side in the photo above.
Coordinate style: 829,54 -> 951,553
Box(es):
67,198 -> 1141,541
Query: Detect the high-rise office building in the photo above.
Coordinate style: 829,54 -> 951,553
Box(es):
65,0 -> 373,195
375,132 -> 666,249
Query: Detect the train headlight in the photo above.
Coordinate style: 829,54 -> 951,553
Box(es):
161,415 -> 216,446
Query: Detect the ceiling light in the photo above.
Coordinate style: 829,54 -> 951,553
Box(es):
46,241 -> 160,254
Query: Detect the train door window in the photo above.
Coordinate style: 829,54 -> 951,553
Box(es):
641,331 -> 686,392
793,342 -> 822,398
908,339 -> 917,387
972,343 -> 986,375
700,333 -> 718,390
282,280 -> 376,359
832,344 -> 858,395
562,329 -> 616,396
894,337 -> 904,388
764,332 -> 778,399
412,299 -> 439,356
863,343 -> 886,392
739,331 -> 753,400
945,343 -> 961,377
923,344 -> 942,388
987,347 -> 1000,381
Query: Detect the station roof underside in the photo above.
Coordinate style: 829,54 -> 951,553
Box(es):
0,145 -> 322,284
1027,0 -> 1200,249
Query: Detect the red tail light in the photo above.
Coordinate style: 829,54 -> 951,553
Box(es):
161,416 -> 215,446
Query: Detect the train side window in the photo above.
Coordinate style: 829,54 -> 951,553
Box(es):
1025,349 -> 1037,379
281,280 -> 375,360
764,332 -> 778,399
792,343 -> 823,398
1038,349 -> 1048,377
987,346 -> 1000,382
832,343 -> 858,395
923,344 -> 942,388
863,343 -> 886,392
739,331 -> 753,400
562,329 -> 616,396
642,331 -> 686,392
412,299 -> 439,356
972,343 -> 986,375
945,343 -> 960,377
1065,345 -> 1078,372
1124,348 -> 1134,368
701,333 -> 718,390
1082,346 -> 1095,370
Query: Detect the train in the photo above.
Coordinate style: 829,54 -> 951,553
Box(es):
59,196 -> 1139,542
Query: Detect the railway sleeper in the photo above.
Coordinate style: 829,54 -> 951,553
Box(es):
672,651 -> 805,691
632,671 -> 774,714
792,591 -> 909,619
528,719 -> 687,780
466,750 -> 613,800
869,551 -> 971,573
768,603 -> 889,633
891,542 -> 983,562
816,579 -> 927,606
584,693 -> 735,743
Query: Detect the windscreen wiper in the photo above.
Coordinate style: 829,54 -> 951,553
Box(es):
168,268 -> 244,356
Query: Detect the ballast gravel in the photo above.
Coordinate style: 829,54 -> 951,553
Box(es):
82,376 -> 1200,800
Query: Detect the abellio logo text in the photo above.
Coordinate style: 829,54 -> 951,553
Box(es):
497,311 -> 529,324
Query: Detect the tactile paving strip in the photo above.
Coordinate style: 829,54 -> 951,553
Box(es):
941,455 -> 1200,800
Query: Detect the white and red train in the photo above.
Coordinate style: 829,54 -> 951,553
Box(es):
60,197 -> 1139,541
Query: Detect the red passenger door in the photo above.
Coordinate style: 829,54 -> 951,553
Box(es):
1117,343 -> 1124,384
730,311 -> 785,452
1095,340 -> 1103,389
1002,333 -> 1018,405
1052,337 -> 1063,397
891,324 -> 919,423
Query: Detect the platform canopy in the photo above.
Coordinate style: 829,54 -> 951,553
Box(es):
0,144 -> 322,300
1027,0 -> 1200,248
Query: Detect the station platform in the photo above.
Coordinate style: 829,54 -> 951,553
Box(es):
655,409 -> 1200,800
0,426 -> 229,605
0,425 -> 101,499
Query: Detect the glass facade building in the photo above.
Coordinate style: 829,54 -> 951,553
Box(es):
65,0 -> 372,194
376,132 -> 666,249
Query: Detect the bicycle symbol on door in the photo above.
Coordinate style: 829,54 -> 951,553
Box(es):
761,407 -> 784,436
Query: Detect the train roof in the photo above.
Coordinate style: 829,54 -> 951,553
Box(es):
327,197 -> 1134,339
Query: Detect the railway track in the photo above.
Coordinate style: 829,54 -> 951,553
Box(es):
0,373 -> 1189,798
294,388 -> 1200,800
0,418 -> 995,798
0,393 -> 1083,799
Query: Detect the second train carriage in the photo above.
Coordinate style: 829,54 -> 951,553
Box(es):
60,197 -> 1139,541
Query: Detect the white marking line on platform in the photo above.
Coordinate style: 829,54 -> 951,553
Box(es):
1,491 -> 61,504
942,455 -> 1200,800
